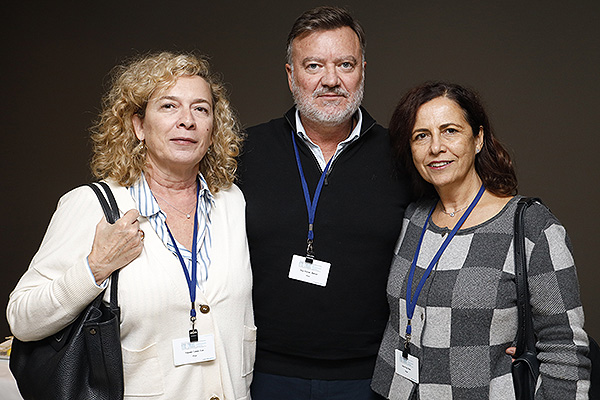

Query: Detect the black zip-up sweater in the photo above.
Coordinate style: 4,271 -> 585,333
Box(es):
238,107 -> 412,380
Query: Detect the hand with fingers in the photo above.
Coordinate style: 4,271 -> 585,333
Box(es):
506,346 -> 516,361
88,209 -> 144,284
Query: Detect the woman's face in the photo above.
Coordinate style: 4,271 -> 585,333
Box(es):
132,75 -> 214,175
410,96 -> 483,192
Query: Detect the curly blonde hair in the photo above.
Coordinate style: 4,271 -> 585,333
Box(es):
90,51 -> 243,193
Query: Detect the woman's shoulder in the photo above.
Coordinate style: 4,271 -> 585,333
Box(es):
59,180 -> 126,204
57,183 -> 102,207
516,195 -> 564,240
213,183 -> 245,206
54,181 -> 131,220
405,198 -> 437,220
210,184 -> 246,227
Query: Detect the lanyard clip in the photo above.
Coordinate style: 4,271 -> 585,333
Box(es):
305,238 -> 314,264
189,303 -> 198,342
189,314 -> 198,342
403,319 -> 412,358
403,334 -> 412,359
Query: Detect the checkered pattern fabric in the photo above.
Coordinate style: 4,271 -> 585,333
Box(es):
372,196 -> 591,399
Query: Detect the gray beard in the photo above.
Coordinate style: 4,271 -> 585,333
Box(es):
291,74 -> 364,127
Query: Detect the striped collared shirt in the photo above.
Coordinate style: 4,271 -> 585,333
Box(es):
129,173 -> 214,291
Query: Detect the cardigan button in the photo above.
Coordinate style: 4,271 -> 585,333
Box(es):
200,304 -> 210,314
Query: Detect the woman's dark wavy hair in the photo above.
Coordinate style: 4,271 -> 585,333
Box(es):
389,81 -> 517,199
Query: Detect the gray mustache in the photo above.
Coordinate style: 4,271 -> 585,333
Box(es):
312,87 -> 349,97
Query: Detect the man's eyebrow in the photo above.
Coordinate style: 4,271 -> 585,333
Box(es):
300,55 -> 358,65
301,57 -> 326,65
334,55 -> 358,64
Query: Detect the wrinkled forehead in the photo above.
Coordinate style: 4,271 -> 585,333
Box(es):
290,27 -> 363,61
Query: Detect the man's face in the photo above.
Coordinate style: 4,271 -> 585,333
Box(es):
286,26 -> 365,127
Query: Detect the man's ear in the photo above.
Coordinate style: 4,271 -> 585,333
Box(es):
286,63 -> 293,92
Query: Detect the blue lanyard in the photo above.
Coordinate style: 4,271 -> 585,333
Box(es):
403,184 -> 485,354
291,130 -> 332,258
165,182 -> 200,341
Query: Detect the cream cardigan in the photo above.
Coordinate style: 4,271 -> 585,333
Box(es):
7,180 -> 256,400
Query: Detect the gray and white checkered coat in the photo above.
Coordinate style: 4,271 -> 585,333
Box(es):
372,196 -> 591,399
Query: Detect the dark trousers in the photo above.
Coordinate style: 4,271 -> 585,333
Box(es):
251,372 -> 385,400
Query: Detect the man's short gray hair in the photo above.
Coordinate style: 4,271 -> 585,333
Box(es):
285,6 -> 366,64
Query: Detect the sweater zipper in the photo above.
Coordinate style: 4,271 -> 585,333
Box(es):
323,119 -> 376,185
287,114 -> 377,186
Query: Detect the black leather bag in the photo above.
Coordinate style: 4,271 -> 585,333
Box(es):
512,197 -> 600,400
10,182 -> 124,400
512,197 -> 541,400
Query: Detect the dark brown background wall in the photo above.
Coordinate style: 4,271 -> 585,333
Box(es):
1,1 -> 598,339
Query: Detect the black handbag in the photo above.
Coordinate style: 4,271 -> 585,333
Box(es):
512,197 -> 541,400
10,182 -> 124,400
512,197 -> 600,400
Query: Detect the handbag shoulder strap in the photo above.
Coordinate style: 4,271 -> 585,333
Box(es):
85,182 -> 121,311
514,196 -> 543,357
85,182 -> 120,224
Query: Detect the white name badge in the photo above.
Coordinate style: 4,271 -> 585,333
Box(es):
395,349 -> 419,383
172,334 -> 216,366
289,254 -> 331,287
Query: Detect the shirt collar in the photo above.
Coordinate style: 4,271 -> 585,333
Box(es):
129,172 -> 213,218
294,108 -> 363,145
